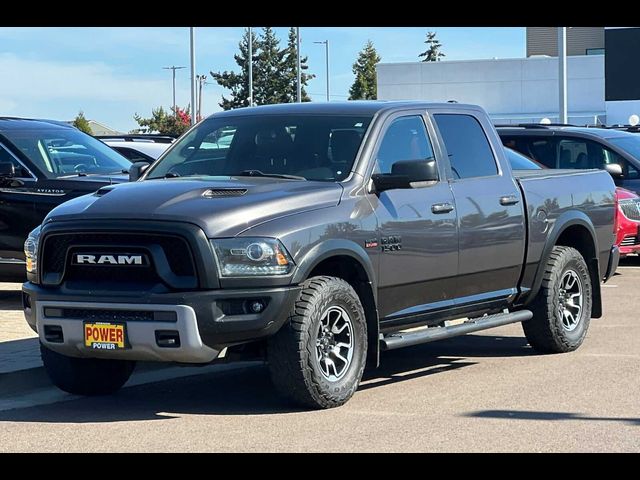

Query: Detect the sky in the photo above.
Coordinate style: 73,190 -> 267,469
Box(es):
0,27 -> 525,132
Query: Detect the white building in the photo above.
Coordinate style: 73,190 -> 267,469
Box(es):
377,55 -> 605,125
376,27 -> 640,126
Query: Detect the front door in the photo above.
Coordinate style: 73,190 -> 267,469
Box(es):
432,112 -> 526,304
370,113 -> 459,321
0,143 -> 38,261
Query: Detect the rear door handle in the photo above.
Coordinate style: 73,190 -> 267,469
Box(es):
431,202 -> 454,214
499,195 -> 520,206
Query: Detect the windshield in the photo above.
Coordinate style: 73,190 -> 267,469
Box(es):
2,128 -> 131,178
145,114 -> 373,181
505,147 -> 543,170
609,136 -> 640,160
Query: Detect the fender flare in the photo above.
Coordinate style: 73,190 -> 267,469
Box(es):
292,239 -> 377,299
526,210 -> 602,316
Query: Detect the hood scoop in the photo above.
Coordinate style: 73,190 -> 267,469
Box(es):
95,186 -> 115,197
202,188 -> 247,198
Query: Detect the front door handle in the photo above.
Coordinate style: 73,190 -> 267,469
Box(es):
431,202 -> 454,214
499,195 -> 520,206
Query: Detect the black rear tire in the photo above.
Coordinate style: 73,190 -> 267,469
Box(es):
40,343 -> 136,395
523,246 -> 592,353
267,276 -> 368,409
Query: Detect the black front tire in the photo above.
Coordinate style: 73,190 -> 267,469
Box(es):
40,343 -> 136,395
523,246 -> 592,353
267,276 -> 368,409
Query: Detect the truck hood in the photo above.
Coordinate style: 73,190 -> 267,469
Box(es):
45,177 -> 343,237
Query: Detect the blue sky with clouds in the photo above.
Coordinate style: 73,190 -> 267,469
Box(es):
0,27 -> 525,132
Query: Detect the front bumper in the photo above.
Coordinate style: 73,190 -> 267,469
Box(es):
22,283 -> 300,363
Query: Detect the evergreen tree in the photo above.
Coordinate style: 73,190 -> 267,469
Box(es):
72,111 -> 92,134
279,27 -> 315,103
418,31 -> 445,62
210,28 -> 259,110
348,40 -> 381,100
255,27 -> 284,105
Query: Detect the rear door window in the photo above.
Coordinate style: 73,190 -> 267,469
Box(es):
433,114 -> 497,179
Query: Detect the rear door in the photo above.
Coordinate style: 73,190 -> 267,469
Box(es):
432,111 -> 526,305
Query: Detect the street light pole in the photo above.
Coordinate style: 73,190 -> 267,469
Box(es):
190,27 -> 197,126
162,66 -> 185,113
558,27 -> 568,124
248,27 -> 253,106
296,27 -> 302,103
314,40 -> 330,102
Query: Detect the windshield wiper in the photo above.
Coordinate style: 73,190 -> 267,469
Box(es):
232,170 -> 306,180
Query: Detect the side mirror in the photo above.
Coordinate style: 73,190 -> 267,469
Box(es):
371,159 -> 439,193
605,163 -> 623,179
0,162 -> 16,178
129,161 -> 150,182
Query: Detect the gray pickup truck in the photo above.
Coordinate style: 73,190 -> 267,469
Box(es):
22,101 -> 619,409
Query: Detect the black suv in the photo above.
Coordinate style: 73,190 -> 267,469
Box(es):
497,124 -> 640,194
0,118 -> 130,281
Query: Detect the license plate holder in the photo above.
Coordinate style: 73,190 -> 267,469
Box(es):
84,321 -> 128,350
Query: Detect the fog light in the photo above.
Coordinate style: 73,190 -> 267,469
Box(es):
249,300 -> 265,313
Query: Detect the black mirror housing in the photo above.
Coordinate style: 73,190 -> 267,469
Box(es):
391,159 -> 439,182
372,159 -> 439,193
129,161 -> 150,182
0,162 -> 16,178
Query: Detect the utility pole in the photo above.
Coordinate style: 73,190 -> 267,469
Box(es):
248,27 -> 253,106
296,27 -> 302,102
558,27 -> 568,124
196,74 -> 207,121
189,27 -> 197,126
162,65 -> 185,113
314,40 -> 330,102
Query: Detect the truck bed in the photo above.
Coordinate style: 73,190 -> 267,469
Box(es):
514,167 -> 616,302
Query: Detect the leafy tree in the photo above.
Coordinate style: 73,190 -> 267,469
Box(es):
132,106 -> 191,136
418,31 -> 445,62
73,111 -> 92,134
348,40 -> 381,100
210,28 -> 259,110
279,27 -> 315,103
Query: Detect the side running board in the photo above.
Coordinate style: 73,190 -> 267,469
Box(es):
380,310 -> 533,351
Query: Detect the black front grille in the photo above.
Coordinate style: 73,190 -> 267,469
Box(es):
41,232 -> 196,288
61,308 -> 155,322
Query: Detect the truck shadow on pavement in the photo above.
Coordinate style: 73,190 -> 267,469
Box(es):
0,289 -> 23,311
0,333 -> 535,422
465,410 -> 640,426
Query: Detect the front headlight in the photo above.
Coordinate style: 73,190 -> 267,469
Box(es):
211,237 -> 294,277
24,225 -> 42,276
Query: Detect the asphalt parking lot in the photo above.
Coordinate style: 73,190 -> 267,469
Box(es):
0,261 -> 639,453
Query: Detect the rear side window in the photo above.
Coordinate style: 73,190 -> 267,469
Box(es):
434,114 -> 497,179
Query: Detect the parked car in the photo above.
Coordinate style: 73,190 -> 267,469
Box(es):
504,146 -> 546,170
97,134 -> 174,163
0,117 -> 130,281
503,134 -> 639,258
23,102 -> 618,409
615,187 -> 640,257
497,124 -> 640,194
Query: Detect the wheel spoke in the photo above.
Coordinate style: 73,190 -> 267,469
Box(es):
315,306 -> 354,381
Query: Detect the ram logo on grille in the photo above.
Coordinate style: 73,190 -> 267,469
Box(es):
73,254 -> 147,266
